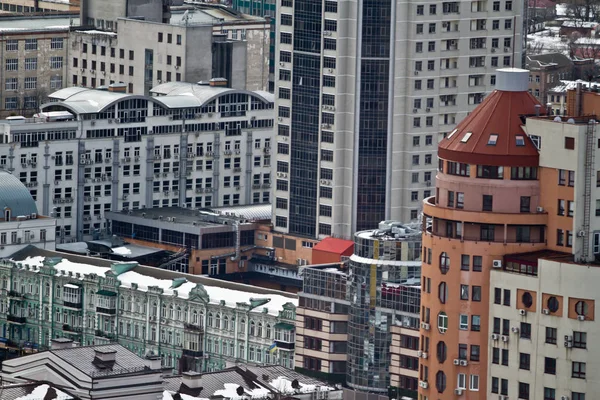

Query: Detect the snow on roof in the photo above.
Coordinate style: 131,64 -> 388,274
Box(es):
111,246 -> 132,255
527,30 -> 570,56
14,256 -> 296,315
269,377 -> 333,394
562,20 -> 598,28
548,79 -> 592,93
15,383 -> 72,400
163,391 -> 208,400
76,29 -> 118,37
214,383 -> 271,399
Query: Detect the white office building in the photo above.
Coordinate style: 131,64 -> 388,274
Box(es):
273,0 -> 523,238
0,81 -> 274,242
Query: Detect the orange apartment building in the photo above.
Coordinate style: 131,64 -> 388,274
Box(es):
419,68 -> 600,400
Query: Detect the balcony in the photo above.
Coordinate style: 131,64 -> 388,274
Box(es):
182,348 -> 204,358
7,290 -> 24,300
274,340 -> 295,350
63,324 -> 83,334
95,330 -> 117,341
96,307 -> 116,315
64,301 -> 82,310
7,315 -> 26,324
184,323 -> 204,333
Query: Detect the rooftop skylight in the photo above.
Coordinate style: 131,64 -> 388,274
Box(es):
488,134 -> 498,145
461,132 -> 473,143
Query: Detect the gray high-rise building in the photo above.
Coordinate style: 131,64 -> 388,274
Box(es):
273,0 -> 523,239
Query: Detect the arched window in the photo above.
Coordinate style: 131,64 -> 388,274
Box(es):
439,252 -> 450,274
435,371 -> 446,393
176,307 -> 182,321
438,282 -> 448,304
161,303 -> 167,317
55,284 -> 61,298
192,310 -> 198,324
208,312 -> 214,327
215,313 -> 221,329
223,315 -> 229,330
266,324 -> 271,339
436,341 -> 447,363
126,296 -> 132,311
152,302 -> 158,317
169,304 -> 174,319
438,312 -> 448,333
240,318 -> 246,333
250,320 -> 256,336
257,322 -> 263,337
44,281 -> 49,296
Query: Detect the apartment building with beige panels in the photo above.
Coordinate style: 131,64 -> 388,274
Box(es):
69,8 -> 270,95
390,325 -> 420,397
0,15 -> 77,118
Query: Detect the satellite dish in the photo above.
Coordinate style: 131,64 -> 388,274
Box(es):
554,116 -> 562,122
236,386 -> 245,396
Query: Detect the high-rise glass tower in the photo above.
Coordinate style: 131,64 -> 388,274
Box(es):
273,0 -> 523,239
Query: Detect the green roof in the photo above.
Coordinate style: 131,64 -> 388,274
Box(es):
0,171 -> 38,216
274,322 -> 295,331
97,289 -> 117,297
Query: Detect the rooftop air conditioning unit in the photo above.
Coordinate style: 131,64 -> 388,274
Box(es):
459,360 -> 467,366
453,359 -> 460,365
501,335 -> 509,342
491,333 -> 499,340
492,260 -> 502,268
543,309 -> 550,315
519,309 -> 527,316
511,326 -> 519,334
578,315 -> 585,321
536,206 -> 544,212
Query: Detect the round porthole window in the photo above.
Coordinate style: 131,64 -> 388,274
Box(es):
522,292 -> 533,308
547,296 -> 559,313
575,301 -> 588,316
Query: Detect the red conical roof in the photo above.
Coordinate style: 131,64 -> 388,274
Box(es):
438,89 -> 542,167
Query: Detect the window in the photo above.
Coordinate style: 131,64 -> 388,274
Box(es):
435,371 -> 446,393
558,169 -> 566,185
461,255 -> 470,271
558,199 -> 565,215
459,314 -> 468,330
460,284 -> 469,300
573,393 -> 585,400
5,59 -> 18,71
482,195 -> 493,211
545,327 -> 557,344
50,56 -> 63,69
436,341 -> 447,363
519,352 -> 530,370
438,282 -> 448,303
470,345 -> 480,361
572,362 -> 586,379
520,322 -> 531,339
471,315 -> 480,331
473,256 -> 482,271
544,357 -> 556,375
494,287 -> 501,304
519,382 -> 530,400
520,196 -> 530,212
469,375 -> 479,391
472,286 -> 481,301
439,252 -> 449,274
573,331 -> 587,349
437,312 -> 448,333
457,373 -> 466,390
565,137 -> 575,150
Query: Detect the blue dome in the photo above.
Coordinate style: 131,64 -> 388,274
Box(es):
0,172 -> 38,216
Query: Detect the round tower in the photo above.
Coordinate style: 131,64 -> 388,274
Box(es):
419,68 -> 548,398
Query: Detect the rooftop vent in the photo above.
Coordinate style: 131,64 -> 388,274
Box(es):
495,68 -> 529,92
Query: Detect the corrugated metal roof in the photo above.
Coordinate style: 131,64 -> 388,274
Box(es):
210,204 -> 272,221
0,172 -> 38,216
150,82 -> 273,108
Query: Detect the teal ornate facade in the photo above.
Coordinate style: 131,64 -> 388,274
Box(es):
0,255 -> 297,372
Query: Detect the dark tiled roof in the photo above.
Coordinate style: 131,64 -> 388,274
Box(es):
50,344 -> 151,378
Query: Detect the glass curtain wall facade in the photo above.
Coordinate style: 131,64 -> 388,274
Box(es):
347,228 -> 422,392
356,0 -> 392,232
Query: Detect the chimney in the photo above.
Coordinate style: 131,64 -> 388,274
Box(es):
146,355 -> 162,370
182,371 -> 203,388
534,104 -> 541,116
94,348 -> 117,362
575,82 -> 583,117
51,338 -> 74,350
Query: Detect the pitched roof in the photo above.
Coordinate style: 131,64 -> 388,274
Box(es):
49,344 -> 151,378
312,237 -> 354,255
526,52 -> 573,69
438,89 -> 542,167
0,382 -> 75,400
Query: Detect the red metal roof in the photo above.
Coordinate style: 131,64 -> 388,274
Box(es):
313,237 -> 354,254
438,90 -> 542,167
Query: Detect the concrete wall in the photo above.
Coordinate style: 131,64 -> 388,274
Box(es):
488,259 -> 600,399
